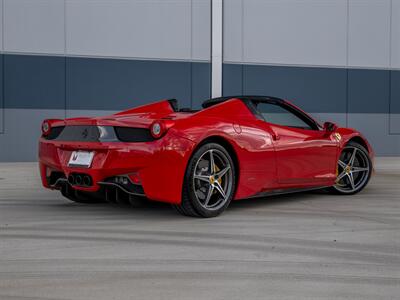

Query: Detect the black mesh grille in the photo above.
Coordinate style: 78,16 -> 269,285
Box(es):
53,125 -> 102,142
43,125 -> 154,143
114,127 -> 155,142
43,126 -> 65,140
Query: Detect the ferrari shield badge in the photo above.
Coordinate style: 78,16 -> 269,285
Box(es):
333,132 -> 342,142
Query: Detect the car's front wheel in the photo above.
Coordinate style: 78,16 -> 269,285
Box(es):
174,143 -> 236,217
330,141 -> 372,195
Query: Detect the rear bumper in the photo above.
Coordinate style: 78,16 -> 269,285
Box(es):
38,130 -> 196,204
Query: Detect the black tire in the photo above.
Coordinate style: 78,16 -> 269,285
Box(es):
60,184 -> 104,204
328,141 -> 372,195
173,143 -> 236,218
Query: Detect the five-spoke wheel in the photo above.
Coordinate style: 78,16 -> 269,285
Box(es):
193,149 -> 233,211
332,142 -> 372,194
174,143 -> 236,217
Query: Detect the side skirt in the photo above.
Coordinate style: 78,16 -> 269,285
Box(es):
243,185 -> 332,200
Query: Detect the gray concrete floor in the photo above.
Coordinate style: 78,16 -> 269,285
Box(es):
0,160 -> 399,300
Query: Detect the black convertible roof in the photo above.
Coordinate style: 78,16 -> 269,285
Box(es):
201,95 -> 284,109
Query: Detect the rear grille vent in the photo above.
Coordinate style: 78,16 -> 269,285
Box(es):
114,127 -> 155,142
43,125 -> 155,143
51,125 -> 102,142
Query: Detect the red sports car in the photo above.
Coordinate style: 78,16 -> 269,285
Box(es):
39,96 -> 373,217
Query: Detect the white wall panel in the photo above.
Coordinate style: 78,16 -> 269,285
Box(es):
192,0 -> 211,61
239,0 -> 347,66
223,0 -> 243,62
66,0 -> 206,61
392,0 -> 400,68
4,0 -> 65,54
0,0 -> 3,134
348,0 -> 391,68
0,0 -> 3,52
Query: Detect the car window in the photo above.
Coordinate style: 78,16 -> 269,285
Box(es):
255,102 -> 315,130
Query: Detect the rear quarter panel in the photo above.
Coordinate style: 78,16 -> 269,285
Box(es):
171,99 -> 279,200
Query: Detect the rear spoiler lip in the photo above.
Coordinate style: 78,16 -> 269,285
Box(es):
114,99 -> 177,116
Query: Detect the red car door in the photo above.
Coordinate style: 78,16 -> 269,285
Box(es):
250,100 -> 338,188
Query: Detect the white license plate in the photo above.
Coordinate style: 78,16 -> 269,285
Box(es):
68,151 -> 94,168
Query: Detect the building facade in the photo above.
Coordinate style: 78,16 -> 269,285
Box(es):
0,0 -> 399,160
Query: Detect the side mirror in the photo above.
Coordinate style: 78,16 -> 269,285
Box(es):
323,121 -> 338,132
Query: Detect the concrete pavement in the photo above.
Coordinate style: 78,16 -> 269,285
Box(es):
0,160 -> 399,300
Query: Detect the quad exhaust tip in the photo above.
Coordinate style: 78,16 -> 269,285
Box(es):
75,175 -> 82,185
83,175 -> 92,186
68,175 -> 75,185
68,173 -> 92,187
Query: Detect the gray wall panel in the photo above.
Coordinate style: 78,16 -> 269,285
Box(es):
1,54 -> 211,111
311,113 -> 347,128
66,0 -> 210,61
348,113 -> 400,156
223,0 -> 242,63
392,0 -> 400,68
4,55 -> 65,109
242,64 -> 347,113
224,0 -> 398,70
223,64 -> 243,96
66,110 -> 116,119
4,0 -> 65,54
347,69 -> 390,113
391,71 -> 400,113
390,71 -> 400,133
192,0 -> 211,61
66,57 -> 210,111
225,0 -> 347,66
0,55 -> 3,133
390,114 -> 400,134
0,0 -> 3,51
348,0 -> 391,68
191,62 -> 211,109
0,109 -> 65,161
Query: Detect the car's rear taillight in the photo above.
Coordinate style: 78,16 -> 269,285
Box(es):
41,120 -> 51,136
41,119 -> 64,137
150,120 -> 174,139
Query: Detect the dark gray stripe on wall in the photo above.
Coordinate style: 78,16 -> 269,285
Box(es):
1,53 -> 399,113
223,64 -> 243,96
391,71 -> 400,115
0,55 -> 3,133
4,54 -> 65,109
223,63 -> 400,114
67,57 -> 210,110
191,62 -> 211,109
224,64 -> 347,113
348,69 -> 390,113
1,54 -> 210,110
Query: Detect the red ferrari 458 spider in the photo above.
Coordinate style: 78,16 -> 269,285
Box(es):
39,96 -> 373,217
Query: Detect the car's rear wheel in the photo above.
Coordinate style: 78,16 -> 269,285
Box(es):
329,141 -> 372,195
174,143 -> 236,217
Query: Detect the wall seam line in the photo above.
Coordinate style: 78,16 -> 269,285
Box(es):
241,0 -> 244,95
190,0 -> 193,109
220,0 -> 225,96
345,0 -> 349,127
1,53 -> 4,135
0,0 -> 4,134
64,0 -> 67,119
388,0 -> 393,134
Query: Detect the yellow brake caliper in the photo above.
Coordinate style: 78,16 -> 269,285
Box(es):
214,165 -> 222,184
